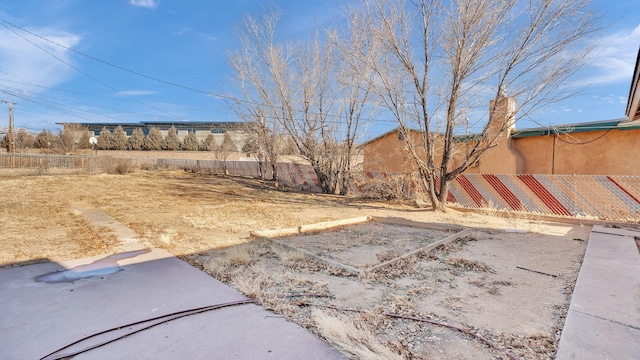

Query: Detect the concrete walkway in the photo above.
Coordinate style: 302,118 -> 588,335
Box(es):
556,225 -> 640,360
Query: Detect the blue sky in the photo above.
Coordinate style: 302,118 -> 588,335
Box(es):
0,0 -> 638,139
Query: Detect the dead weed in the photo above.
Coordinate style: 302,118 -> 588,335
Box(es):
445,258 -> 495,273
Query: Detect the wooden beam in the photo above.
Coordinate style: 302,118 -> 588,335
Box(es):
364,228 -> 471,273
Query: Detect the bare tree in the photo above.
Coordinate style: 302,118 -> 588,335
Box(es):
77,130 -> 91,149
34,129 -> 55,150
54,124 -> 91,154
229,9 -> 372,194
238,120 -> 284,181
12,129 -> 35,151
351,0 -> 598,210
228,13 -> 287,182
214,132 -> 237,175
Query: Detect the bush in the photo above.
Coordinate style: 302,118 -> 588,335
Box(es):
144,127 -> 163,150
182,131 -> 199,151
162,126 -> 181,151
104,158 -> 134,174
354,173 -> 415,200
112,126 -> 128,150
127,128 -> 145,150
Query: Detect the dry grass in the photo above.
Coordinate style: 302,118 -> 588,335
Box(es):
272,244 -> 307,264
233,266 -> 268,298
478,201 -> 501,218
158,229 -> 177,245
504,211 -> 547,233
312,310 -> 403,360
98,158 -> 136,175
224,245 -> 253,265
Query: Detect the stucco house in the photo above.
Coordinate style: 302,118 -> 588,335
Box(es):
363,49 -> 640,176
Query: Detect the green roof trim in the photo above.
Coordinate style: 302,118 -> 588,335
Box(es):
452,134 -> 483,143
510,119 -> 629,139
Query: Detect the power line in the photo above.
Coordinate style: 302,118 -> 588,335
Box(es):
0,18 -> 398,126
0,70 -> 243,121
1,89 -> 93,122
0,20 -> 186,122
0,17 -> 480,133
0,18 -> 213,96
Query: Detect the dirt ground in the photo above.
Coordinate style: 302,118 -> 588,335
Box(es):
0,170 -> 591,359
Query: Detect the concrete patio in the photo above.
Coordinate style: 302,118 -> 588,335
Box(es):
0,248 -> 345,359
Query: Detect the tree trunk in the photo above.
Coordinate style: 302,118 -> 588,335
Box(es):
435,178 -> 449,212
315,170 -> 334,194
416,167 -> 441,211
271,163 -> 278,182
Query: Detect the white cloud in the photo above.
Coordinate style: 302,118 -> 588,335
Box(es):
129,0 -> 159,9
173,26 -> 192,36
0,27 -> 80,93
116,90 -> 158,96
172,26 -> 218,42
580,23 -> 640,85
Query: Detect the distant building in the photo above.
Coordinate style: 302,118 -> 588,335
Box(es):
58,121 -> 244,141
58,121 -> 248,151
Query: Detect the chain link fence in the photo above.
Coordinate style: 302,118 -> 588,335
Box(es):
0,153 -> 153,175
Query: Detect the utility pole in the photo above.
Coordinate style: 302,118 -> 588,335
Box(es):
1,100 -> 15,153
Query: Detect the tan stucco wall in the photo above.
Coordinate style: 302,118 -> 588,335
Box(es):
511,136 -> 553,174
363,130 -> 461,173
513,128 -> 640,175
364,96 -> 520,174
363,131 -> 420,172
365,127 -> 640,175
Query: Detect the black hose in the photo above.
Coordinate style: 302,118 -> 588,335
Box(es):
40,299 -> 257,360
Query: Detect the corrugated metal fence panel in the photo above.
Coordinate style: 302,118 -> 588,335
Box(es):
276,163 -> 320,189
447,174 -> 640,220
